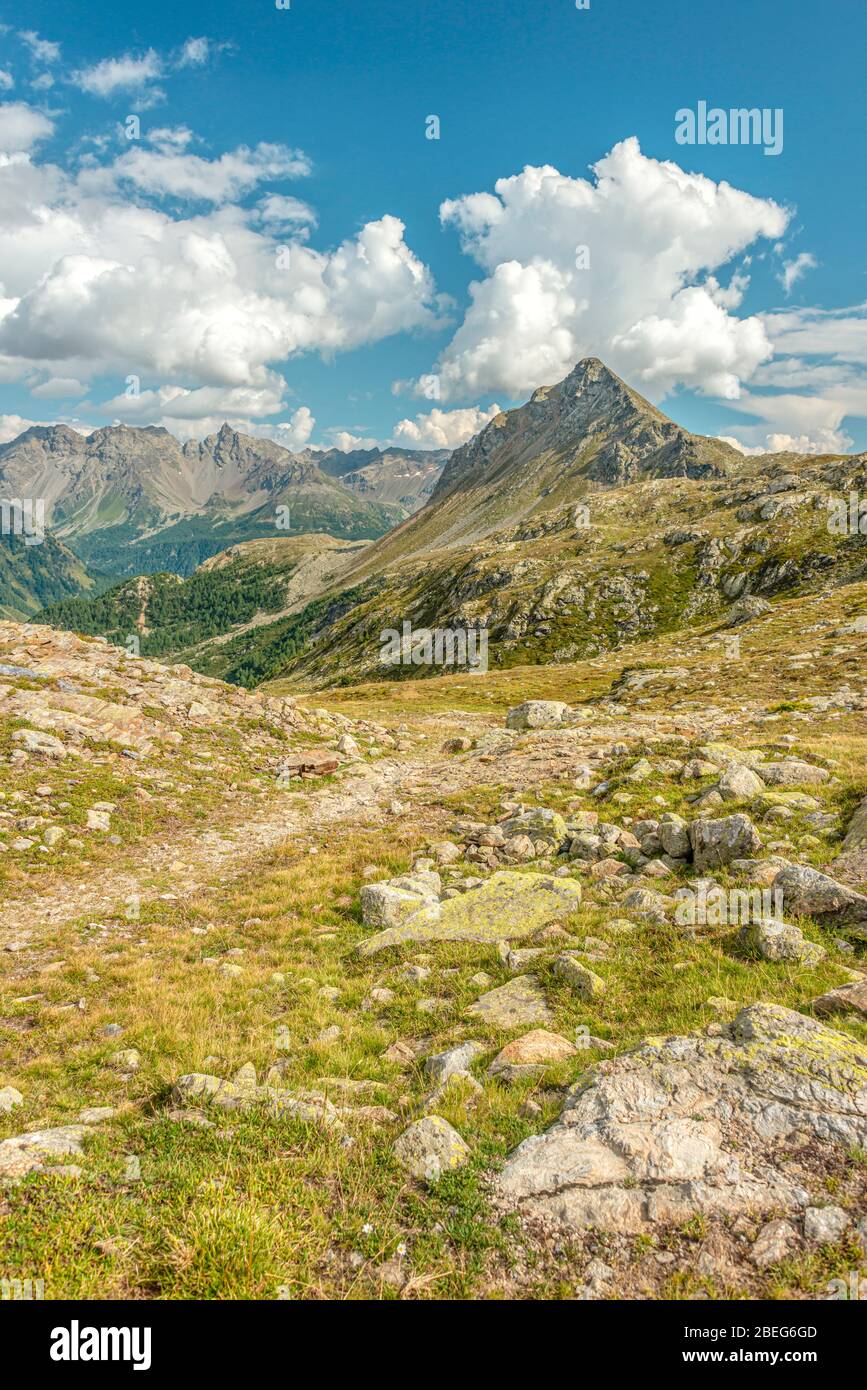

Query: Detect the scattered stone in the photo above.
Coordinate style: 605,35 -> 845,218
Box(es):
739,919 -> 826,965
804,1206 -> 850,1243
393,1115 -> 469,1183
0,1086 -> 24,1113
751,1219 -> 799,1269
488,1030 -> 576,1080
554,953 -> 606,998
466,975 -> 553,1028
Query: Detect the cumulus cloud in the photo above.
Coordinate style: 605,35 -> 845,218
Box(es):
257,194 -> 318,229
73,50 -> 162,97
326,430 -> 379,451
0,134 -> 441,416
0,101 -> 54,151
0,71 -> 14,92
425,138 -> 788,403
393,402 -> 501,449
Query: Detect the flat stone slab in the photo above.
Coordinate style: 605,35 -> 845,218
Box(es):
357,871 -> 582,957
495,1003 -> 867,1234
466,975 -> 553,1029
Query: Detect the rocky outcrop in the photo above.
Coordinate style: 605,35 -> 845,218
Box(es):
496,1005 -> 867,1233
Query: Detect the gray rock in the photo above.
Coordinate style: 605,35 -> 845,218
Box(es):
718,764 -> 766,800
690,814 -> 762,870
506,701 -> 569,731
393,1115 -> 469,1183
751,1218 -> 799,1268
739,919 -> 826,965
804,1205 -> 850,1243
773,864 -> 867,936
424,1041 -> 485,1083
658,813 -> 690,858
466,975 -> 553,1028
495,1004 -> 867,1234
0,1086 -> 24,1113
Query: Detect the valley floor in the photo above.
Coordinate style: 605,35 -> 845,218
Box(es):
1,586 -> 866,1300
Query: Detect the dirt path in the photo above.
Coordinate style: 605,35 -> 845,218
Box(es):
0,751 -> 480,941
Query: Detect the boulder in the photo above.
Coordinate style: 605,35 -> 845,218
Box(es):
718,764 -> 766,801
739,919 -> 826,965
810,978 -> 867,1018
488,1029 -> 577,1080
466,975 -> 553,1028
658,813 -> 691,859
357,871 -> 582,956
499,808 -> 568,845
495,1004 -> 867,1233
773,864 -> 867,938
759,760 -> 830,787
424,1041 -> 485,1084
505,701 -> 569,731
690,814 -> 762,870
393,1116 -> 469,1183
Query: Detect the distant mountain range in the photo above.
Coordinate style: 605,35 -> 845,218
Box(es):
37,358 -> 866,688
0,422 -> 445,614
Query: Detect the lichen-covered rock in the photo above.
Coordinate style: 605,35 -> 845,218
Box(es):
393,1115 -> 469,1183
773,864 -> 867,938
718,764 -> 766,800
658,812 -> 690,858
0,1125 -> 91,1179
466,975 -> 552,1028
0,1086 -> 24,1113
495,1004 -> 867,1233
831,792 -> 867,884
739,919 -> 826,965
554,953 -> 606,998
690,813 -> 762,870
424,1041 -> 485,1083
357,871 -> 582,956
498,808 -> 568,845
360,872 -> 442,930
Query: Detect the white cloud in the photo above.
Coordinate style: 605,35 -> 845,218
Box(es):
257,193 -> 317,229
73,50 -> 162,97
147,126 -> 196,152
778,251 -> 817,296
176,38 -> 211,68
0,71 -> 14,92
327,430 -> 379,451
0,412 -> 40,442
393,402 -> 501,449
0,101 -> 54,151
19,31 -> 60,65
30,376 -> 85,398
426,138 -> 788,402
99,374 -> 288,423
94,141 -> 311,203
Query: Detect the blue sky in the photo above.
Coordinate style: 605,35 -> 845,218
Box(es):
1,0 -> 865,454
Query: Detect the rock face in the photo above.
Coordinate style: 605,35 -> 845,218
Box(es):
495,1004 -> 867,1234
357,871 -> 582,956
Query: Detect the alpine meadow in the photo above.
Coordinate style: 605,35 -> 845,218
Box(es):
1,0 -> 866,1346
